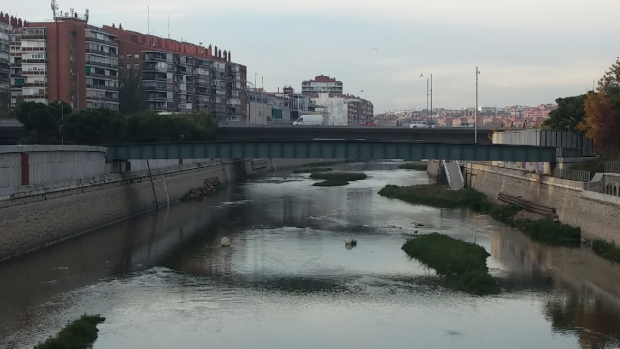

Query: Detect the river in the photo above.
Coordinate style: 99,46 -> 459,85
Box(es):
1,162 -> 619,349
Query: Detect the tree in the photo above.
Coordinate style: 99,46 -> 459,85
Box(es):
598,58 -> 620,112
119,67 -> 147,115
62,108 -> 125,145
578,91 -> 620,153
0,90 -> 11,118
544,95 -> 586,131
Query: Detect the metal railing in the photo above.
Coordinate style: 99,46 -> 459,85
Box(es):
605,161 -> 620,173
553,168 -> 591,182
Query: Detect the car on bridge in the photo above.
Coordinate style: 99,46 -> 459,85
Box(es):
410,121 -> 430,128
455,122 -> 474,128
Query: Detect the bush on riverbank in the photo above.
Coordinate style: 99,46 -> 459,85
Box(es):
402,233 -> 498,295
34,314 -> 105,349
399,162 -> 428,171
379,184 -> 581,245
293,167 -> 333,173
514,219 -> 581,245
592,239 -> 620,263
313,179 -> 349,187
310,172 -> 368,181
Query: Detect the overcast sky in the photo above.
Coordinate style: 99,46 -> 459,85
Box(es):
8,0 -> 620,112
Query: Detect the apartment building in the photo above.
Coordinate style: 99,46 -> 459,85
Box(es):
301,75 -> 343,95
1,13 -> 24,108
8,11 -> 120,110
101,24 -> 247,121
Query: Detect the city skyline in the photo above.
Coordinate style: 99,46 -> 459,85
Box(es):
5,0 -> 620,113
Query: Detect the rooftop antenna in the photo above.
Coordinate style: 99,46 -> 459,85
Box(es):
84,8 -> 89,22
167,15 -> 170,38
51,0 -> 58,19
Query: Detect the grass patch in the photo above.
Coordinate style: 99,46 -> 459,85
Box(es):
399,162 -> 428,171
34,314 -> 105,349
402,233 -> 498,295
293,167 -> 333,173
379,184 -> 581,245
592,239 -> 620,263
313,179 -> 349,187
310,171 -> 367,181
514,219 -> 581,246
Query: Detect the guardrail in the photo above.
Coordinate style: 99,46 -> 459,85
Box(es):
553,168 -> 591,182
605,161 -> 620,173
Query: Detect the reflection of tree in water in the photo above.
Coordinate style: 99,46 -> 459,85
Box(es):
544,285 -> 620,349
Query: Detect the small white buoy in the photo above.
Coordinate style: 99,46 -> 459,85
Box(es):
344,238 -> 354,244
221,237 -> 231,246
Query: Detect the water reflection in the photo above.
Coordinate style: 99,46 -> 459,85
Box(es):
1,163 -> 620,349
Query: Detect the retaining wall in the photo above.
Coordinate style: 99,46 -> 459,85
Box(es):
466,163 -> 620,242
0,157 -> 323,261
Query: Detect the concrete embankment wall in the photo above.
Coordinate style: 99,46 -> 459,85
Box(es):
0,157 -> 319,261
426,160 -> 447,184
466,163 -> 620,242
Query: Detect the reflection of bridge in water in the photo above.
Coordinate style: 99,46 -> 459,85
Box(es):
491,231 -> 620,348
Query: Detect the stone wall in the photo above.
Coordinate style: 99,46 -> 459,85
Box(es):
0,145 -> 106,188
0,158 -> 325,261
466,163 -> 620,242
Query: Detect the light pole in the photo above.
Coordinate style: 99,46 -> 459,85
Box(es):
421,74 -> 432,120
475,67 -> 480,143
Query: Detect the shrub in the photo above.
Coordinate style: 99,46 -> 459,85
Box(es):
592,239 -> 620,263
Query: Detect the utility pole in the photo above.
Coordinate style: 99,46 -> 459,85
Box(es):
430,74 -> 433,119
426,78 -> 429,119
475,67 -> 479,143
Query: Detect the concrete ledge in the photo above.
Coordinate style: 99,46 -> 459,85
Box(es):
468,163 -> 584,191
0,145 -> 107,154
0,160 -> 232,203
583,190 -> 620,207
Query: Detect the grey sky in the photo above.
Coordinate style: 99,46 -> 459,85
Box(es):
10,0 -> 620,112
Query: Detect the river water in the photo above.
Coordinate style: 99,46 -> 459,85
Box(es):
1,162 -> 620,349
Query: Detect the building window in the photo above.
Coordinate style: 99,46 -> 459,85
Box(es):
127,64 -> 131,69
133,64 -> 139,69
134,54 -> 139,59
126,54 -> 132,59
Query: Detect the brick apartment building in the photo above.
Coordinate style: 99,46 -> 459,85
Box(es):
3,9 -> 247,122
102,25 -> 247,121
301,75 -> 343,95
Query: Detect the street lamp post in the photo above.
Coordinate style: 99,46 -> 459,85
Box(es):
475,67 -> 480,143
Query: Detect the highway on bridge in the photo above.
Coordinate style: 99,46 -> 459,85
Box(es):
216,125 -> 498,144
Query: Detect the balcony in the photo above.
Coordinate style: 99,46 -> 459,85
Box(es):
86,60 -> 118,69
22,82 -> 48,88
85,72 -> 118,80
86,84 -> 118,91
86,96 -> 118,103
21,34 -> 46,40
143,53 -> 167,62
85,48 -> 118,58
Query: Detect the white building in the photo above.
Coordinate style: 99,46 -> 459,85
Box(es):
311,92 -> 354,126
301,75 -> 343,95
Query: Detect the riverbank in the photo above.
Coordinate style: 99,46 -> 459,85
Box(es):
0,158 -> 325,261
379,184 -> 581,245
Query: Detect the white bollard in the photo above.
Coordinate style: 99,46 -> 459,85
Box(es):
221,237 -> 231,246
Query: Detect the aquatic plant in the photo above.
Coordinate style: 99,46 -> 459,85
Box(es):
310,172 -> 367,181
592,239 -> 620,263
402,233 -> 498,295
34,314 -> 106,349
313,179 -> 349,187
293,167 -> 333,173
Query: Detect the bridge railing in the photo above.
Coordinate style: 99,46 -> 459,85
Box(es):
605,161 -> 620,173
553,168 -> 591,182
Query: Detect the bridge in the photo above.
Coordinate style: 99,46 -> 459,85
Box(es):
105,140 -> 557,162
216,125 -> 496,144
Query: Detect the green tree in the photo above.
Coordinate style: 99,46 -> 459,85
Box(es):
544,95 -> 586,131
119,67 -> 147,115
0,91 -> 11,118
15,101 -> 70,144
62,108 -> 125,145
